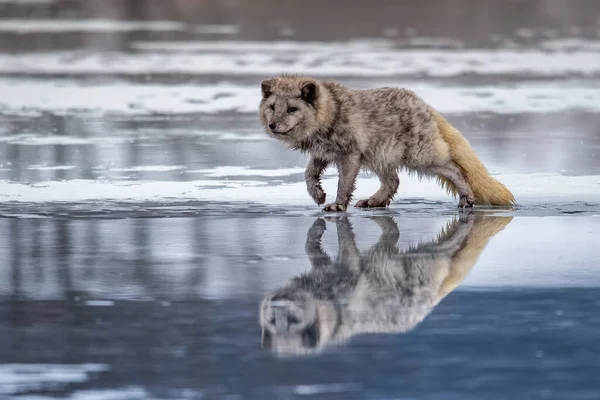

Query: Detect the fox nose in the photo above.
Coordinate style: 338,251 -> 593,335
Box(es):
268,123 -> 276,130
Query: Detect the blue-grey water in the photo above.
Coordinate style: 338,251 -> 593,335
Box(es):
1,0 -> 600,399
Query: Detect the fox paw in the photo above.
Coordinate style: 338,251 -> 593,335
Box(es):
307,184 -> 326,205
308,218 -> 327,236
458,195 -> 475,208
355,198 -> 390,208
323,203 -> 347,212
323,215 -> 345,222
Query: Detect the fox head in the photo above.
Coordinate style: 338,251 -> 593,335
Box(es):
259,287 -> 338,357
259,75 -> 322,144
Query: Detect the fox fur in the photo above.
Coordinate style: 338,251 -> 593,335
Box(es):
258,75 -> 516,211
259,214 -> 513,357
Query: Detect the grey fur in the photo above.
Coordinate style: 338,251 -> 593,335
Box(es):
259,75 -> 479,211
259,214 -> 512,357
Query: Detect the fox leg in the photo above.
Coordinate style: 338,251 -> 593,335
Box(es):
305,156 -> 329,205
366,216 -> 400,253
355,167 -> 399,208
323,154 -> 361,212
333,217 -> 360,272
430,162 -> 475,208
305,218 -> 331,270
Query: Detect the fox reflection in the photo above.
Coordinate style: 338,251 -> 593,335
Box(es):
259,214 -> 512,356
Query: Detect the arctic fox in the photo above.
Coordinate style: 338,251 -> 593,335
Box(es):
259,215 -> 512,357
259,75 -> 516,211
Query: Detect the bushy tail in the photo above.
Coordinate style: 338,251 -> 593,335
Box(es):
433,111 -> 516,206
437,215 -> 513,301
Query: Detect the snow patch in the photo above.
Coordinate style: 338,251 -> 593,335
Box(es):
540,38 -> 600,52
194,24 -> 239,35
219,133 -> 268,141
0,0 -> 54,3
1,47 -> 599,77
0,213 -> 50,218
0,364 -> 109,395
27,165 -> 76,171
131,39 -> 394,53
1,79 -> 599,116
0,179 -> 267,203
0,19 -> 185,33
0,134 -> 128,146
84,300 -> 115,306
103,165 -> 186,173
0,132 -> 266,145
186,166 -> 305,177
293,383 -> 356,395
0,173 -> 597,206
17,387 -> 160,400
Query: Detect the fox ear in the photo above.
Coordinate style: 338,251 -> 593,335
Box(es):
300,82 -> 318,105
261,79 -> 274,98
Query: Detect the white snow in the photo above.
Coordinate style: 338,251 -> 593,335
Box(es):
0,18 -> 238,35
0,46 -> 599,77
17,387 -> 161,400
0,19 -> 185,33
218,133 -> 269,141
0,134 -> 128,145
0,0 -> 54,3
194,24 -> 239,35
0,172 -> 597,205
84,300 -> 115,306
185,166 -> 305,177
103,165 -> 186,173
1,79 -> 599,116
539,38 -> 600,52
0,132 -> 266,145
0,364 -> 109,395
27,165 -> 76,171
0,179 -> 267,203
293,384 -> 354,395
131,39 -> 395,53
0,213 -> 49,218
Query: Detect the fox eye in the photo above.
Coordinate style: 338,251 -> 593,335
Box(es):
269,104 -> 275,110
287,107 -> 297,114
